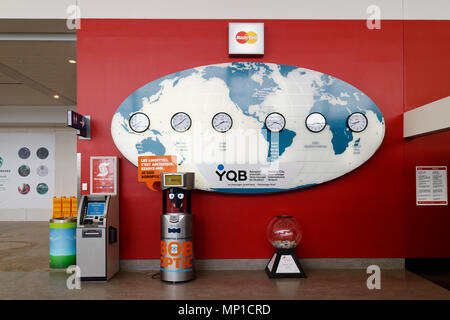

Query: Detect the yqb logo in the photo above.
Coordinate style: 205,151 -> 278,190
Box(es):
235,31 -> 258,44
216,164 -> 248,182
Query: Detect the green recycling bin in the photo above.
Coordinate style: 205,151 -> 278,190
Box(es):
49,218 -> 76,269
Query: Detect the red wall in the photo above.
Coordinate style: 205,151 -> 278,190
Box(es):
77,19 -> 448,260
403,21 -> 450,257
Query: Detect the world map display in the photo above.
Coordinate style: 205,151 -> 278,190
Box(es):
111,62 -> 385,193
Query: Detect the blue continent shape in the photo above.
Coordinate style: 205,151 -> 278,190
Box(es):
202,62 -> 278,120
278,64 -> 298,77
202,63 -> 296,159
263,129 -> 297,162
136,137 -> 166,155
118,69 -> 195,155
118,68 -> 196,120
310,74 -> 383,155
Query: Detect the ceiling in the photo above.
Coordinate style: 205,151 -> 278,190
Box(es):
0,19 -> 76,106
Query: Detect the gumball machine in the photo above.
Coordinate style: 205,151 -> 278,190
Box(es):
265,215 -> 306,278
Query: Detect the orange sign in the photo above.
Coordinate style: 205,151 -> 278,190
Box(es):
138,155 -> 177,191
161,240 -> 193,270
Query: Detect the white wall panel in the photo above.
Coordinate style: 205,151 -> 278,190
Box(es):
404,97 -> 450,138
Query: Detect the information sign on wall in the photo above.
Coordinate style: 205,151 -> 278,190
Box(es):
416,166 -> 448,205
90,157 -> 118,195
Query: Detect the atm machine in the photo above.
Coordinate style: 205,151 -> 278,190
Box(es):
76,195 -> 119,281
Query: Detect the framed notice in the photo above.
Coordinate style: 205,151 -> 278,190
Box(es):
90,157 -> 118,195
416,166 -> 448,206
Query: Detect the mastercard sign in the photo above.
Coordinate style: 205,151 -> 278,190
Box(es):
229,23 -> 264,55
235,31 -> 258,44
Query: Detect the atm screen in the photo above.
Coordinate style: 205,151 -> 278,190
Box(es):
87,202 -> 105,216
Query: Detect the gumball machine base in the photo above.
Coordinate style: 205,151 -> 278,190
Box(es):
265,248 -> 306,278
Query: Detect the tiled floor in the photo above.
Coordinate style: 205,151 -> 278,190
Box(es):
0,222 -> 449,300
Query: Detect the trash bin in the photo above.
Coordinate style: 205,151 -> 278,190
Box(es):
49,218 -> 76,269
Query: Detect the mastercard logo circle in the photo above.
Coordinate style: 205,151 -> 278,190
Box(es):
235,31 -> 258,44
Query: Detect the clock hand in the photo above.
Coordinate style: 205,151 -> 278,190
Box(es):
175,118 -> 186,127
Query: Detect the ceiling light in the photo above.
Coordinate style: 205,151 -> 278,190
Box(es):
68,59 -> 77,64
53,94 -> 60,99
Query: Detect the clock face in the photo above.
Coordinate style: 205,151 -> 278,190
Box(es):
129,112 -> 150,133
212,112 -> 233,133
171,112 -> 191,132
347,112 -> 368,132
306,112 -> 327,132
265,112 -> 286,133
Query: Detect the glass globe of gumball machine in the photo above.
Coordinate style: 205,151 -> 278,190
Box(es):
265,215 -> 306,278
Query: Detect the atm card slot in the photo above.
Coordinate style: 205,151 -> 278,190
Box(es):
82,230 -> 102,238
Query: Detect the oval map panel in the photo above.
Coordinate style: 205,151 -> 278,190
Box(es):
112,62 -> 385,193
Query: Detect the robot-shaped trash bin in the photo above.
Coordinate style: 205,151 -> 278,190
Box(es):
160,172 -> 195,283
